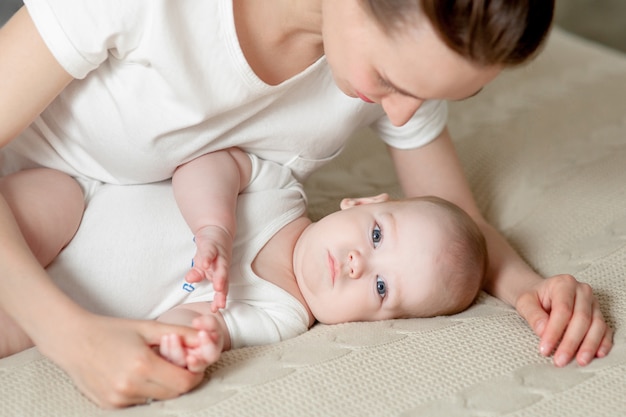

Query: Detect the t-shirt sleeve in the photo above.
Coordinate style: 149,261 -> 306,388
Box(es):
23,0 -> 151,78
221,301 -> 310,349
371,99 -> 448,149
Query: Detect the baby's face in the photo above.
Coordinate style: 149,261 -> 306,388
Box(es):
293,199 -> 452,324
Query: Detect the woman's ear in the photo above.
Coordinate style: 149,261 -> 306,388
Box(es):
340,193 -> 389,210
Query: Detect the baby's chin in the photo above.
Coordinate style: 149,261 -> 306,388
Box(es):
309,307 -> 346,325
311,308 -> 371,325
311,313 -> 337,325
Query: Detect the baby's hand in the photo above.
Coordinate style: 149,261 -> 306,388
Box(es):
187,225 -> 232,312
160,327 -> 223,373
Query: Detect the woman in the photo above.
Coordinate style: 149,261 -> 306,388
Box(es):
0,0 -> 611,408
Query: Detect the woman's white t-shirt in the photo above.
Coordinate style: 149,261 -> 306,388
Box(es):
15,0 -> 448,184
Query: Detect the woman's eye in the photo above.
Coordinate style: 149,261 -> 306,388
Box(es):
372,223 -> 382,248
376,276 -> 387,298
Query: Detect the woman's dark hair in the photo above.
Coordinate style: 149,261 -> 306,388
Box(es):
363,0 -> 555,66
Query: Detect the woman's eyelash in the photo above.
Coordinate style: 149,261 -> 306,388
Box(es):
378,77 -> 397,92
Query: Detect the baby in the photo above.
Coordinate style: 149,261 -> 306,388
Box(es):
159,148 -> 488,372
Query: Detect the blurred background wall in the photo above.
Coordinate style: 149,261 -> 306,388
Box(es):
555,0 -> 626,52
1,1 -> 625,57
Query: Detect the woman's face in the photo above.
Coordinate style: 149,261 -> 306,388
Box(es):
321,0 -> 501,126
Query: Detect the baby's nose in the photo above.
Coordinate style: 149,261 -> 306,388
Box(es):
347,251 -> 364,279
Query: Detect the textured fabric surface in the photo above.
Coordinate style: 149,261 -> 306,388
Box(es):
2,27 -> 626,416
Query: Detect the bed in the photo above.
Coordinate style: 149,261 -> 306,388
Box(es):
2,27 -> 626,416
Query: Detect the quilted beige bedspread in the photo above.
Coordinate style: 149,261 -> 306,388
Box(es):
2,27 -> 626,416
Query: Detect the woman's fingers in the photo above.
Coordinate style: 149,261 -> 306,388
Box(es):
515,274 -> 613,367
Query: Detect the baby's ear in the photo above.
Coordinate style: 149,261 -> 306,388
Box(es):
340,193 -> 389,210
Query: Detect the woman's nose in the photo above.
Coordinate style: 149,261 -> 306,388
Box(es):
381,95 -> 424,127
347,251 -> 364,279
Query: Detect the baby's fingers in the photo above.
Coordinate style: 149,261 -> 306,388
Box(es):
210,261 -> 230,312
160,334 -> 187,368
185,356 -> 208,374
199,330 -> 223,363
185,267 -> 206,284
185,331 -> 223,373
211,257 -> 230,292
211,292 -> 227,313
191,315 -> 222,334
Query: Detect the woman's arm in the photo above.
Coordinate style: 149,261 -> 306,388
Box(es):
388,128 -> 537,303
0,8 -> 205,408
388,127 -> 613,366
0,6 -> 73,146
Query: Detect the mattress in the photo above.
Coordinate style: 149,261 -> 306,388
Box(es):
2,27 -> 626,416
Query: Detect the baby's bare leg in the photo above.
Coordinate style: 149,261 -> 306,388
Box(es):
0,168 -> 84,266
0,168 -> 84,357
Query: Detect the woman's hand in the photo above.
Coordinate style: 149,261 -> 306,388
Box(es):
41,313 -> 205,409
388,132 -> 614,367
515,274 -> 613,367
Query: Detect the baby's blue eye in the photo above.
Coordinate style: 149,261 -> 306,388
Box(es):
372,224 -> 382,248
376,276 -> 387,298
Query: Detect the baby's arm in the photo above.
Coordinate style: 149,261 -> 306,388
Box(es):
173,148 -> 252,312
157,302 -> 232,373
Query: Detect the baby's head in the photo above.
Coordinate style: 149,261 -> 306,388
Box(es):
293,194 -> 487,325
